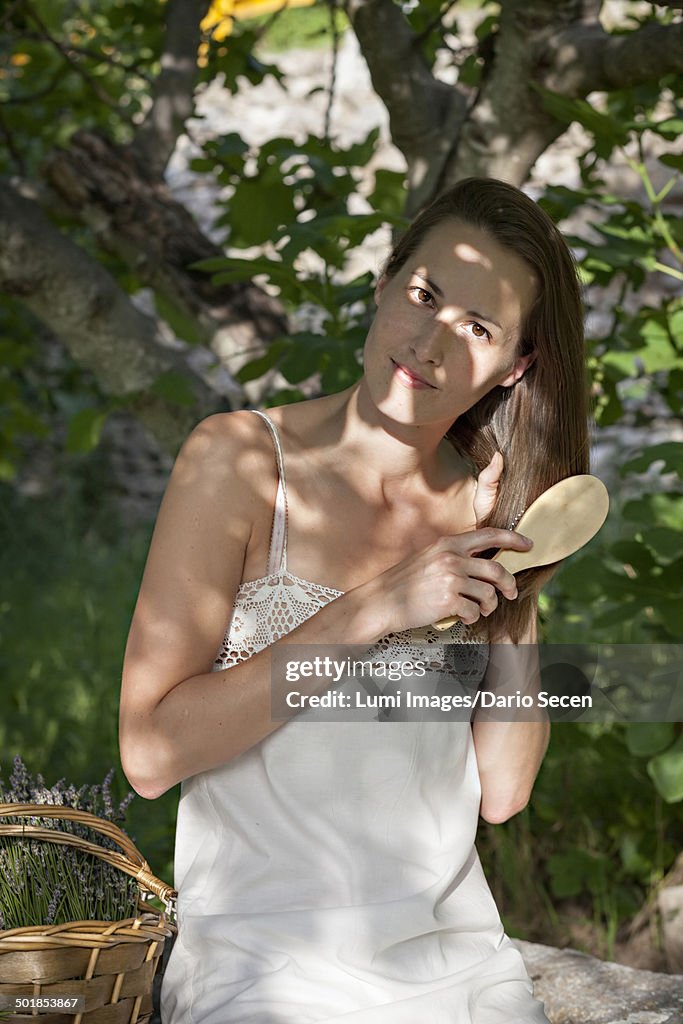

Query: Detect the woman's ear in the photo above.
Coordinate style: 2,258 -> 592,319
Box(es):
500,349 -> 537,388
374,275 -> 388,305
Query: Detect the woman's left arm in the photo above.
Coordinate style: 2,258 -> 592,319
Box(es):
471,606 -> 550,824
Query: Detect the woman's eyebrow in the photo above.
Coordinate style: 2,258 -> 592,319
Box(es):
413,272 -> 444,297
468,310 -> 502,330
412,272 -> 502,330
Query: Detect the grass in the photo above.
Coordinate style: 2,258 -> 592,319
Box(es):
0,473 -> 178,889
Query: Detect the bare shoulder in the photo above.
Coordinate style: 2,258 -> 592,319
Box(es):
169,410 -> 279,517
176,410 -> 275,481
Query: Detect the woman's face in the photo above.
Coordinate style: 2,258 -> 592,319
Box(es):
362,218 -> 538,429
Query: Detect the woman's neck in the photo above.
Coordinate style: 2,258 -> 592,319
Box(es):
297,381 -> 473,505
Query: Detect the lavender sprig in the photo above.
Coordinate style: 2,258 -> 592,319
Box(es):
0,757 -> 139,929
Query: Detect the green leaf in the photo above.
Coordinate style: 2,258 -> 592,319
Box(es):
538,185 -> 597,223
647,733 -> 683,803
625,723 -> 675,757
150,371 -> 196,407
621,442 -> 683,476
66,408 -> 108,454
619,833 -> 650,879
609,540 -> 654,575
188,256 -> 231,273
320,337 -> 364,393
547,849 -> 607,899
279,333 -> 330,384
228,178 -> 297,246
212,133 -> 250,159
278,220 -> 352,267
651,118 -> 683,140
533,86 -> 629,156
659,598 -> 683,638
333,127 -> 380,168
189,158 -> 219,174
236,339 -> 289,384
198,256 -> 300,294
643,527 -> 683,566
266,388 -> 308,407
601,350 -> 638,376
334,273 -> 375,307
475,13 -> 498,40
368,169 -> 408,219
457,52 -> 484,89
623,493 -> 683,529
659,153 -> 683,172
155,294 -> 205,347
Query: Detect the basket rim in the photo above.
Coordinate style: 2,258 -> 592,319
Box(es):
0,908 -> 172,937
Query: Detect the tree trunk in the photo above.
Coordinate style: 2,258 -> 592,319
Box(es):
0,182 -> 225,453
42,130 -> 287,393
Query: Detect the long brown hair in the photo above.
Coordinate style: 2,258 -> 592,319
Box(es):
384,177 -> 591,642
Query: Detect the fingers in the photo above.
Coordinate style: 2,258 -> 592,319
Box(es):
430,548 -> 519,603
456,576 -> 503,618
445,527 -> 533,557
457,556 -> 518,601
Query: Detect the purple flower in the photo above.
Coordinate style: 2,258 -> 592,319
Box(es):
46,887 -> 62,925
8,755 -> 31,801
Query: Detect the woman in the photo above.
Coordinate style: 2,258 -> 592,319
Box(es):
120,177 -> 589,1023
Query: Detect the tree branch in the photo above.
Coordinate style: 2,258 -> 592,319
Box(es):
0,182 -> 225,453
441,0 -> 570,188
346,0 -> 468,213
132,0 -> 211,177
42,131 -> 287,378
438,0 -> 683,190
545,19 -> 683,96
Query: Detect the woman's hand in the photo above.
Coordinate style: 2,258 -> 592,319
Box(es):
473,451 -> 503,525
352,528 -> 532,637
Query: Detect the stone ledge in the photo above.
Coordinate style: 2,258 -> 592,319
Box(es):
516,940 -> 683,1024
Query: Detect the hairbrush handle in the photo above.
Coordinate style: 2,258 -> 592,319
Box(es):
432,474 -> 609,632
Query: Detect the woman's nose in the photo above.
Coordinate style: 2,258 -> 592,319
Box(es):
410,318 -> 449,365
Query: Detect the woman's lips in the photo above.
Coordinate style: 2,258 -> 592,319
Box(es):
391,359 -> 436,389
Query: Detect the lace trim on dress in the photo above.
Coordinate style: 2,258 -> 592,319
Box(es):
214,571 -> 343,668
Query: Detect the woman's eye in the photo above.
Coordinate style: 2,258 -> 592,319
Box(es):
409,286 -> 433,305
467,322 -> 492,342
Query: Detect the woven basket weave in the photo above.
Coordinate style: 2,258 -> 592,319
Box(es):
0,803 -> 178,1023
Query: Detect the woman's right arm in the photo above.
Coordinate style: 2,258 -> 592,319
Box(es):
119,412 -> 382,800
119,413 -> 531,799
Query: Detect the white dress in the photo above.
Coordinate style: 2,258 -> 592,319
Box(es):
160,411 -> 550,1024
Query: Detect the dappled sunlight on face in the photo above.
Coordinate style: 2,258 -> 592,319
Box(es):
450,240 -> 493,270
360,219 -> 538,435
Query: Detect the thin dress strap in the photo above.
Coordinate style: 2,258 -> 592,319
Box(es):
251,409 -> 288,576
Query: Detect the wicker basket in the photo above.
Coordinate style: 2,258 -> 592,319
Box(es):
0,803 -> 178,1024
